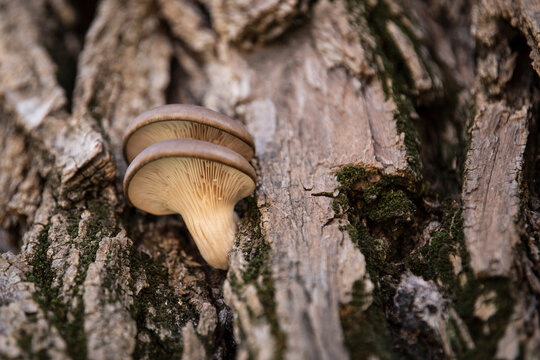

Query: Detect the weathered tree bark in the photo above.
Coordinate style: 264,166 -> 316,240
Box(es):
1,0 -> 540,359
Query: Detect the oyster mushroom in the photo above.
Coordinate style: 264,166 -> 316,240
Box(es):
123,138 -> 256,269
123,104 -> 255,163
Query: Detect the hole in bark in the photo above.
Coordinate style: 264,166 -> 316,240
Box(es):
42,0 -> 98,111
201,266 -> 237,359
412,0 -> 474,202
124,210 -> 196,258
524,87 -> 540,214
0,216 -> 24,254
519,38 -> 540,299
68,1 -> 99,37
165,56 -> 202,105
417,96 -> 467,201
503,29 -> 537,108
193,0 -> 213,29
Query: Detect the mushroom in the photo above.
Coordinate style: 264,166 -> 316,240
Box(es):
124,138 -> 256,269
123,104 -> 255,163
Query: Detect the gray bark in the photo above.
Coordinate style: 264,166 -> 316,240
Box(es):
1,0 -> 540,359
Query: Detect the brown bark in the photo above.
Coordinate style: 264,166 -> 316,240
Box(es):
1,0 -> 540,359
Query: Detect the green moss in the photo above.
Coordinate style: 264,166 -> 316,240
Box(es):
343,223 -> 388,285
87,200 -> 116,236
16,330 -> 50,360
335,167 -> 369,193
335,167 -> 419,237
27,225 -> 88,359
340,282 -> 394,360
334,167 -> 419,285
27,226 -> 54,305
129,249 -> 199,359
365,189 -> 415,236
241,196 -> 267,284
101,251 -> 124,303
333,166 -> 421,358
26,199 -> 119,360
328,6 -> 513,348
16,330 -> 32,353
233,195 -> 286,359
458,278 -> 514,359
406,203 -> 463,285
66,211 -> 81,239
405,202 -> 514,359
334,167 -> 512,358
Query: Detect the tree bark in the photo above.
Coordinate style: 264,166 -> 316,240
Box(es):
1,0 -> 540,359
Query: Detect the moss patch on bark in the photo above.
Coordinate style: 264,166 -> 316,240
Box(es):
334,166 -> 420,359
335,166 -> 515,359
407,203 -> 514,359
230,195 -> 286,360
128,250 -> 196,360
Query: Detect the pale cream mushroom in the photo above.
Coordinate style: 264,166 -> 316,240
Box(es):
123,138 -> 256,269
123,104 -> 255,163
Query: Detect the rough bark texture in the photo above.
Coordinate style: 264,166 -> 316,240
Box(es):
1,0 -> 540,359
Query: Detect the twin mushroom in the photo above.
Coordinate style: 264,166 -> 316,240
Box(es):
122,105 -> 256,269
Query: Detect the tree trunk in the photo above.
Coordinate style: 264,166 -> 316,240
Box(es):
1,0 -> 540,359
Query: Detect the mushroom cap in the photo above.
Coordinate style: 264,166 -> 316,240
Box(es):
122,104 -> 255,163
123,139 -> 256,269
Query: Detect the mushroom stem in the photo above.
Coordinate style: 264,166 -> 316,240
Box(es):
178,205 -> 237,269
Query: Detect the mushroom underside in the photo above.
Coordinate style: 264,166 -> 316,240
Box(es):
127,156 -> 255,269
